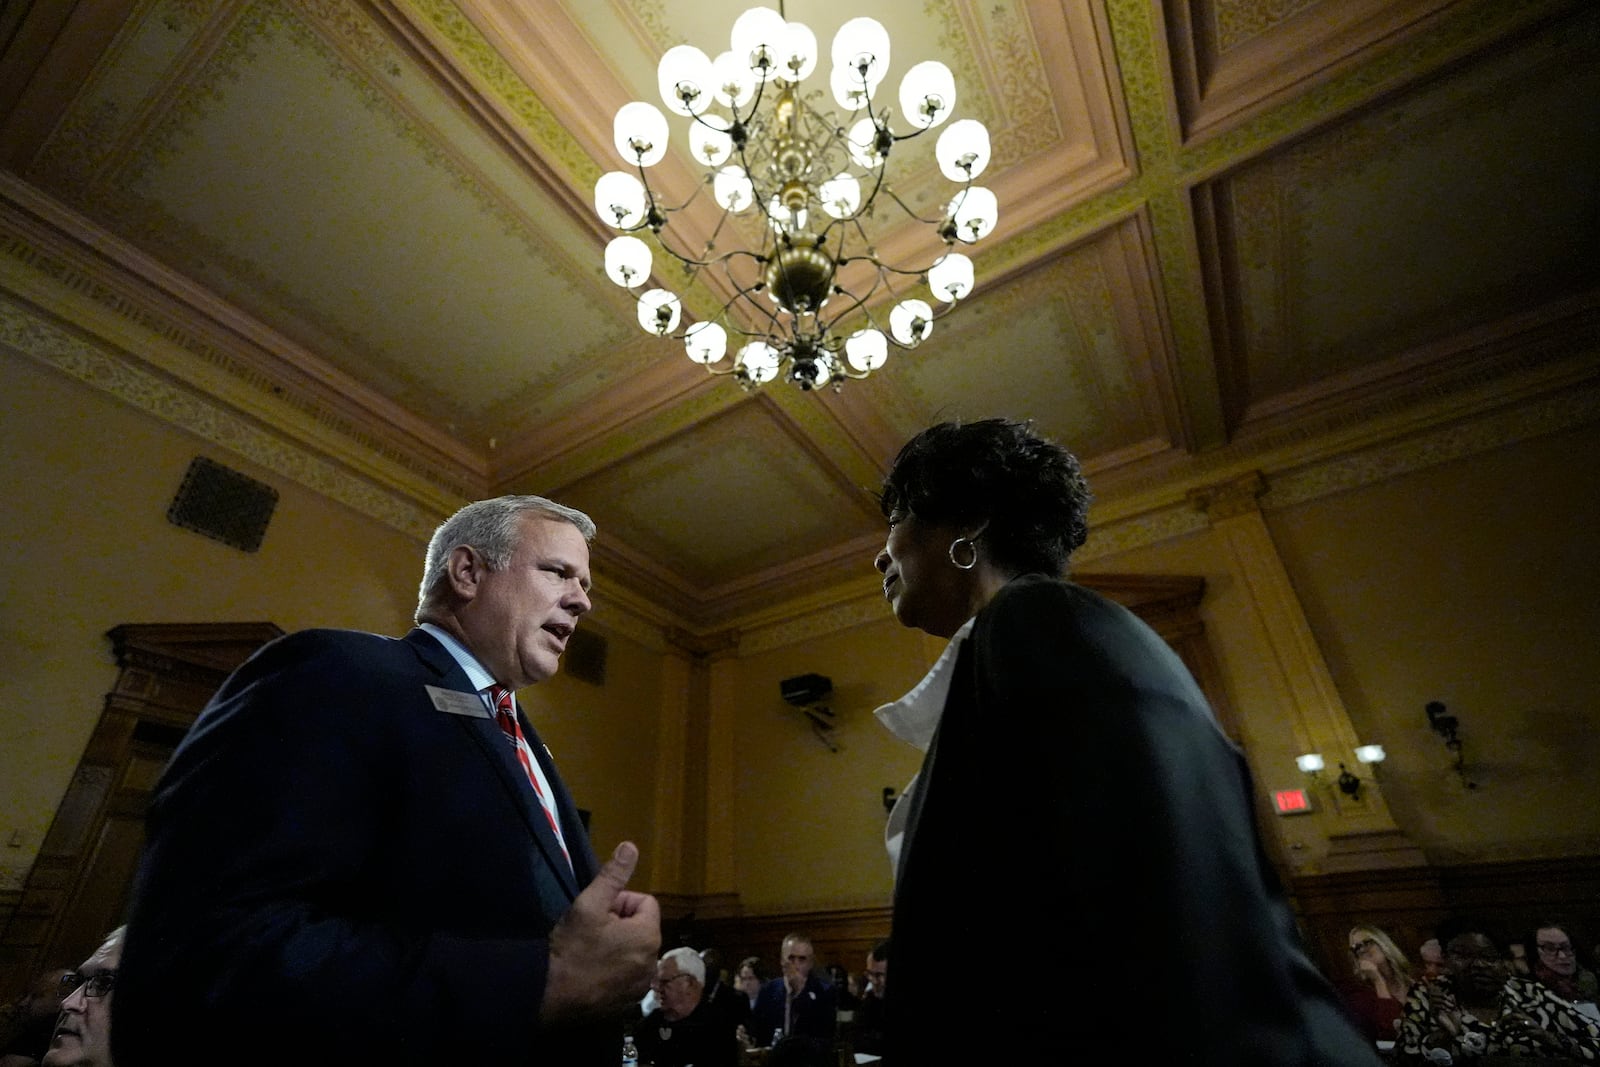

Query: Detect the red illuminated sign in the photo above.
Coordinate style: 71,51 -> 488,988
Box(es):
1273,788 -> 1313,815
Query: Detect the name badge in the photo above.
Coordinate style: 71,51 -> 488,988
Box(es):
425,685 -> 489,719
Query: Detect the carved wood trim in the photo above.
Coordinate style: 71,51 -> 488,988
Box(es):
0,622 -> 281,999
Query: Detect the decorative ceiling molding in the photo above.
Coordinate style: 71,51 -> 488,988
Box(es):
0,291 -> 446,541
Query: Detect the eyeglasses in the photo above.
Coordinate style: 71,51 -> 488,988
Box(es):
1350,938 -> 1379,956
60,971 -> 116,999
785,954 -> 812,964
1538,942 -> 1577,957
652,973 -> 694,990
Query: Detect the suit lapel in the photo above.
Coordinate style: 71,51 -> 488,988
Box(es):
403,631 -> 583,899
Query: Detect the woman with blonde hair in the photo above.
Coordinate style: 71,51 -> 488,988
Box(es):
1344,925 -> 1414,1042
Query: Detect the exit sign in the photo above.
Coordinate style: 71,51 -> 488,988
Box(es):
1273,788 -> 1314,815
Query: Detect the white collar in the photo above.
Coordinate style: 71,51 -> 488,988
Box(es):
419,622 -> 497,695
873,617 -> 975,752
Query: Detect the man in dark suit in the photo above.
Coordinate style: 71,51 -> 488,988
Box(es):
748,933 -> 835,1048
113,496 -> 659,1066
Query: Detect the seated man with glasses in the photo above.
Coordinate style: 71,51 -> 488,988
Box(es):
43,926 -> 123,1067
1528,922 -> 1600,1015
1398,923 -> 1600,1064
635,947 -> 736,1067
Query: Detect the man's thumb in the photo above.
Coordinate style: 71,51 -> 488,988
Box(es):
585,840 -> 639,901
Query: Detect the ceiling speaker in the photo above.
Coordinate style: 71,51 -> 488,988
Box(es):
166,456 -> 279,553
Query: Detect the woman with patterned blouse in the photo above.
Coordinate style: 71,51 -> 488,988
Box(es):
1399,927 -> 1600,1064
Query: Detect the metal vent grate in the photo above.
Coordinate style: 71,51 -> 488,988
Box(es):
166,456 -> 279,553
563,628 -> 607,686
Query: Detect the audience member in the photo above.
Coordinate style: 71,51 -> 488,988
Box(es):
635,948 -> 736,1067
1398,924 -> 1600,1063
1343,925 -> 1414,1043
0,966 -> 70,1067
1529,922 -> 1600,1006
735,957 -> 765,1016
42,927 -> 122,1067
699,947 -> 748,1035
852,940 -> 889,1056
749,933 -> 836,1047
1419,939 -> 1447,984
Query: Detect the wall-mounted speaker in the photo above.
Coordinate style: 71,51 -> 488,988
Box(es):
166,456 -> 279,553
563,628 -> 608,686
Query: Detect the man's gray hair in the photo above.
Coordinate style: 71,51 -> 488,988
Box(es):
661,946 -> 705,984
415,495 -> 595,621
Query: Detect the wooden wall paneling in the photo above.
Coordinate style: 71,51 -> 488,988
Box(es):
0,622 -> 281,998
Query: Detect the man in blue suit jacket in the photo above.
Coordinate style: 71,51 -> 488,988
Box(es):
114,496 -> 660,1065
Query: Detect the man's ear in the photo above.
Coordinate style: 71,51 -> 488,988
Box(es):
444,544 -> 484,601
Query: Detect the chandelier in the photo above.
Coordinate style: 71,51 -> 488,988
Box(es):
593,6 -> 997,390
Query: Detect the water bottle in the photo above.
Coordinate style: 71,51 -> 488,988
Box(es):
621,1032 -> 638,1066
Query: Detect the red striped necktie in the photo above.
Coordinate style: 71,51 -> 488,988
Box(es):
489,685 -> 570,867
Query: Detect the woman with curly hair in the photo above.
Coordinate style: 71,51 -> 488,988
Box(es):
871,418 -> 1380,1065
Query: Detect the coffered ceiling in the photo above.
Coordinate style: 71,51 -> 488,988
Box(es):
1,0 -> 1595,630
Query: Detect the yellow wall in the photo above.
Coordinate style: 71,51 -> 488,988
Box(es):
728,612 -> 940,913
519,621 -> 664,868
1267,421 -> 1600,861
1093,422 -> 1600,869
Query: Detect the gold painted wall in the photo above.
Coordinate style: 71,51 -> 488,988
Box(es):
1093,422 -> 1600,870
519,622 -> 664,870
1267,422 -> 1600,862
729,613 -> 942,914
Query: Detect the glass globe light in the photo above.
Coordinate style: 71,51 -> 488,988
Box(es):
936,119 -> 991,181
949,186 -> 998,241
637,289 -> 681,335
594,171 -> 647,228
927,252 -> 974,302
765,193 -> 807,234
778,21 -> 818,82
829,64 -> 876,111
831,17 -> 890,83
604,236 -> 652,288
684,321 -> 728,364
847,117 -> 886,169
614,101 -> 669,167
713,165 -> 756,212
899,61 -> 956,130
845,328 -> 888,371
818,173 -> 861,219
711,50 -> 756,108
731,7 -> 787,81
689,114 -> 733,167
658,45 -> 715,117
889,299 -> 934,346
738,341 -> 781,383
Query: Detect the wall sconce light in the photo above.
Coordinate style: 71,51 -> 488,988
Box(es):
1295,752 -> 1325,777
1337,743 -> 1386,799
1425,700 -> 1476,788
881,786 -> 898,813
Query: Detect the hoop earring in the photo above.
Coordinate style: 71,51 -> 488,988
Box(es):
948,537 -> 978,571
